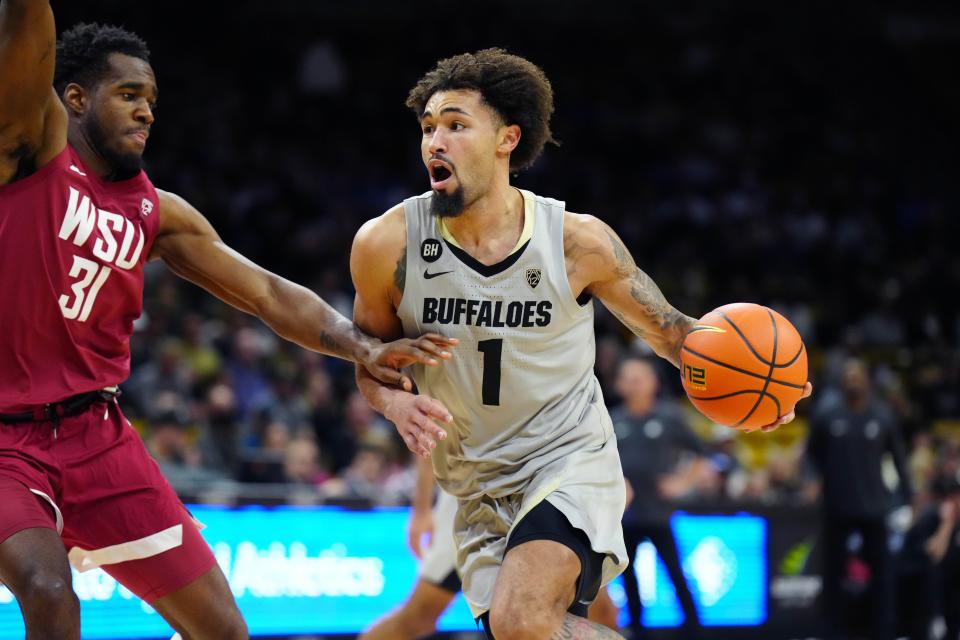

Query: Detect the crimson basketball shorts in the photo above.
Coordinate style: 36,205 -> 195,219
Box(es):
0,397 -> 216,603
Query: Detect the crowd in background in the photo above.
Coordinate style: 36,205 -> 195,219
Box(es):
53,1 -> 955,511
120,289 -> 960,519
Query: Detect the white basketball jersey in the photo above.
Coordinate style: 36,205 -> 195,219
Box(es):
397,190 -> 615,501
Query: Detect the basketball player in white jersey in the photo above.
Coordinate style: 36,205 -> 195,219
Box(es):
351,49 -> 811,639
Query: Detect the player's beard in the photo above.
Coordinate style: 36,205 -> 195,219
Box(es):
86,113 -> 143,181
430,186 -> 466,219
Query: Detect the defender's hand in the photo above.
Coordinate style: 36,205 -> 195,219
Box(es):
745,382 -> 814,433
408,509 -> 436,559
385,393 -> 452,457
365,333 -> 458,390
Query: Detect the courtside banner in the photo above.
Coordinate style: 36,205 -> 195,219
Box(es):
765,505 -> 823,636
0,507 -> 768,638
0,505 -> 475,639
608,512 -> 768,628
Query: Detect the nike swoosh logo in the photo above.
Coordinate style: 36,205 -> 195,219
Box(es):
423,269 -> 454,279
690,325 -> 726,333
69,165 -> 87,176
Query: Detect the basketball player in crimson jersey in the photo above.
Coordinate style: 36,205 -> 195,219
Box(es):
0,3 -> 456,638
352,49 -> 812,639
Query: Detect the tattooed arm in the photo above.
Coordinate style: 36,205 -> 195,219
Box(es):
564,212 -> 695,368
565,211 -> 811,430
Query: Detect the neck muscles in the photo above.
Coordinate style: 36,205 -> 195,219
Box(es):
444,187 -> 523,253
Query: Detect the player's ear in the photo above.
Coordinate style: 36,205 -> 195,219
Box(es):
62,83 -> 89,117
497,124 -> 521,156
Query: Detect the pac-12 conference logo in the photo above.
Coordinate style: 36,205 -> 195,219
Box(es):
525,268 -> 541,289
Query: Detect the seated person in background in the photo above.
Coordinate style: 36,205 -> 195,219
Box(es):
897,473 -> 960,640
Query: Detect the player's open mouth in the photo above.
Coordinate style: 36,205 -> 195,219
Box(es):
428,160 -> 454,189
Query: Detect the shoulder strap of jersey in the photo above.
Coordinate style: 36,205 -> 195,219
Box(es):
402,192 -> 435,266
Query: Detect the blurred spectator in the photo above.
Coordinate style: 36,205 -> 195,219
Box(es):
124,338 -> 192,416
897,473 -> 960,640
612,356 -> 708,639
284,435 -> 330,487
910,432 -> 939,514
260,363 -> 312,431
178,312 -> 223,387
703,426 -> 743,499
304,369 -> 354,473
805,357 -> 913,640
731,446 -> 809,504
238,419 -> 291,484
227,327 -> 275,419
197,381 -> 242,475
146,409 -> 223,486
343,390 -> 398,457
324,442 -> 410,505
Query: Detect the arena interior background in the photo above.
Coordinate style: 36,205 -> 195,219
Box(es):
3,1 -> 957,638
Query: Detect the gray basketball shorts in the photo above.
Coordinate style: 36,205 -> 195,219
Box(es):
453,435 -> 628,617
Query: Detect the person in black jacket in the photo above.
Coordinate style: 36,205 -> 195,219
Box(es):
897,473 -> 960,640
613,356 -> 709,639
806,357 -> 913,640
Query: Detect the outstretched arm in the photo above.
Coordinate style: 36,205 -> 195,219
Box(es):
566,212 -> 810,429
565,212 -> 695,367
152,190 -> 450,387
350,206 -> 454,457
0,0 -> 66,183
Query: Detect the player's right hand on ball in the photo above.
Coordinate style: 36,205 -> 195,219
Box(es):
408,509 -> 435,559
748,381 -> 814,433
384,393 -> 452,458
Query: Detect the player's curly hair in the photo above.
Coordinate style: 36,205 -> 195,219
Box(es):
406,48 -> 558,172
54,23 -> 151,94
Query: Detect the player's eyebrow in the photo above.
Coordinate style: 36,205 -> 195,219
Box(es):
117,81 -> 159,101
421,106 -> 472,120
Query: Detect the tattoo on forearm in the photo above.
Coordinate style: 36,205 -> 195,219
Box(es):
311,298 -> 373,362
551,613 -> 624,639
608,306 -> 648,340
394,245 -> 407,294
603,228 -> 692,363
317,329 -> 345,357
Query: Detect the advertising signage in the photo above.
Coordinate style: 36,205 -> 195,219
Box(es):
0,507 -> 783,639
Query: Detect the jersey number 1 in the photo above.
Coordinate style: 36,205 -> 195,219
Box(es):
478,339 -> 503,406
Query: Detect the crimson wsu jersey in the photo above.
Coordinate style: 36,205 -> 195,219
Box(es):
0,145 -> 160,411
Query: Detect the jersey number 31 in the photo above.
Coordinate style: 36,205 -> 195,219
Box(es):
59,255 -> 112,322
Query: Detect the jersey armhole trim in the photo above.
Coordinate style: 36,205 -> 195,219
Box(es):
395,203 -> 421,337
556,209 -> 594,318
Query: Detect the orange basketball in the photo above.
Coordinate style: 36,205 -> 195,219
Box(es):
680,303 -> 807,429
